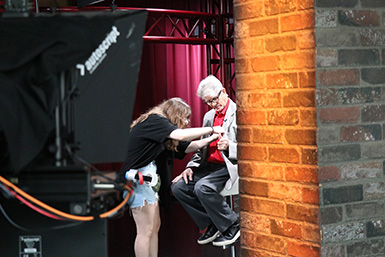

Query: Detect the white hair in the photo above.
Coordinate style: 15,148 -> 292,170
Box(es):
197,75 -> 224,99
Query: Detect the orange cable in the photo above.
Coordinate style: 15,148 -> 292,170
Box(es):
0,175 -> 131,221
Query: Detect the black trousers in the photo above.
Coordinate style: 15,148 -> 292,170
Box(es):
171,164 -> 238,233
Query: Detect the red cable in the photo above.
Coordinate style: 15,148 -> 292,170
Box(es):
4,185 -> 65,220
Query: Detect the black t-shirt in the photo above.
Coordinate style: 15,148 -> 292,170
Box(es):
119,114 -> 188,181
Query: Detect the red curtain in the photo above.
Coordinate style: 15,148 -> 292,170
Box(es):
135,43 -> 208,128
131,39 -> 209,177
96,17 -> 210,177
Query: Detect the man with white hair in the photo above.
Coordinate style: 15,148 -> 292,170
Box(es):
172,75 -> 239,247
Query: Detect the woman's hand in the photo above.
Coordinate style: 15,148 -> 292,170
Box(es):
212,126 -> 225,135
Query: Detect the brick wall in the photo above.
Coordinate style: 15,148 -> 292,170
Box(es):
234,0 -> 385,256
233,0 -> 320,256
316,0 -> 385,256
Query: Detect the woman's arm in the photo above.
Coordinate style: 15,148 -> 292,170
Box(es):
169,126 -> 224,141
184,134 -> 219,153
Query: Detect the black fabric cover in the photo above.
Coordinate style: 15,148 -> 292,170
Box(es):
0,11 -> 145,174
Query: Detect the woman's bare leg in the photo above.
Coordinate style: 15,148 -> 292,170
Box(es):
131,201 -> 160,257
149,202 -> 160,257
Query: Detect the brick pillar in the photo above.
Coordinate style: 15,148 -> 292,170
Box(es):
234,0 -> 385,256
234,1 -> 320,256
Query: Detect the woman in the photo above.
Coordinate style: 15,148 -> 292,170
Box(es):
119,97 -> 224,257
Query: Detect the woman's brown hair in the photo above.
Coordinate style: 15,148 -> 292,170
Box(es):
130,97 -> 191,151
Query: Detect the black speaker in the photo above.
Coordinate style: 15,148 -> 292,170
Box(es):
0,195 -> 108,257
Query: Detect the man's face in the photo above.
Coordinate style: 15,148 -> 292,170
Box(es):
204,88 -> 228,112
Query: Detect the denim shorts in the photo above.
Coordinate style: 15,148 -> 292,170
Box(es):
125,161 -> 158,209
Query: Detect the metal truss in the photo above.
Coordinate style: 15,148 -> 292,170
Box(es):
142,9 -> 221,44
141,6 -> 236,100
47,1 -> 236,99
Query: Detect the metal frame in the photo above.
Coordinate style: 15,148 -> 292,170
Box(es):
143,6 -> 235,99
65,1 -> 236,100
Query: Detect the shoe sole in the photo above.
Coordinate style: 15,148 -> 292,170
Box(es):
212,230 -> 240,246
197,230 -> 220,245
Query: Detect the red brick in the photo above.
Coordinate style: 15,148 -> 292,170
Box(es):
265,0 -> 296,15
240,211 -> 271,234
287,204 -> 319,224
300,109 -> 317,126
240,179 -> 269,197
248,92 -> 281,108
240,196 -> 258,213
255,233 -> 286,253
301,147 -> 318,165
268,109 -> 300,125
266,72 -> 298,89
286,166 -> 318,184
252,55 -> 281,72
235,58 -> 251,74
299,30 -> 315,49
266,35 -> 297,52
236,73 -> 265,90
271,219 -> 302,239
234,21 -> 249,39
302,187 -> 319,204
254,127 -> 284,144
285,128 -> 317,145
281,11 -> 315,32
234,2 -> 264,20
251,163 -> 285,180
283,90 -> 315,107
339,10 -> 380,27
281,51 -> 315,70
238,161 -> 252,178
318,166 -> 341,182
237,127 -> 253,142
318,107 -> 360,124
299,70 -> 315,88
317,69 -> 360,86
238,110 -> 266,125
269,147 -> 300,164
340,125 -> 381,142
242,230 -> 259,249
240,161 -> 285,179
297,0 -> 315,10
235,38 -> 264,57
302,224 -> 321,243
262,92 -> 282,108
239,144 -> 268,161
287,241 -> 320,257
240,248 -> 280,257
237,91 -> 254,109
256,198 -> 286,217
269,183 -> 302,202
249,18 -> 279,36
